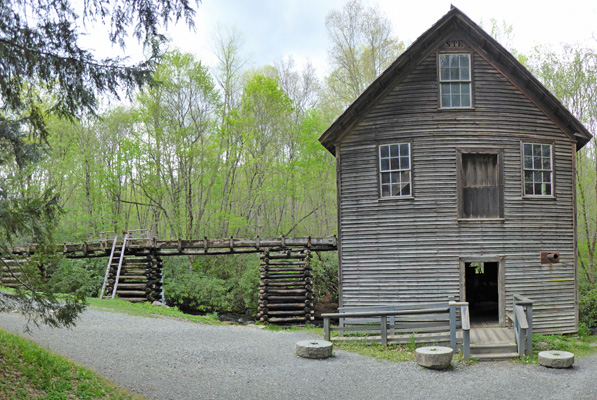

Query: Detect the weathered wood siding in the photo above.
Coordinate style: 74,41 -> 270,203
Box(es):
336,41 -> 577,334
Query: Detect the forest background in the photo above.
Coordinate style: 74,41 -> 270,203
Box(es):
2,1 -> 597,325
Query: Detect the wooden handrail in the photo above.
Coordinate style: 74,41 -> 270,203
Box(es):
512,294 -> 533,356
323,298 -> 470,359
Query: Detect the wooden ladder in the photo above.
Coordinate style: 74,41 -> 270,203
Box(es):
99,232 -> 129,299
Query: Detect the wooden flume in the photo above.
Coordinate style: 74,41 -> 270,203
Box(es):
3,231 -> 336,324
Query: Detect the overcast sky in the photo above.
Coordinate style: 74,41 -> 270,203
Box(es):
82,0 -> 597,77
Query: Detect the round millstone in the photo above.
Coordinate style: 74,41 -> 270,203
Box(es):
415,346 -> 454,370
538,350 -> 575,368
296,340 -> 333,359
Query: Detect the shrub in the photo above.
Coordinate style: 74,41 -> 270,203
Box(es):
579,289 -> 597,328
311,251 -> 338,303
162,254 -> 259,316
46,258 -> 104,297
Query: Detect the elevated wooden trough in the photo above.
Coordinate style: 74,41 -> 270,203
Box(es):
4,230 -> 337,322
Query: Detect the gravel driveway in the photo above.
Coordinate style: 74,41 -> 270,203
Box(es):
0,309 -> 595,400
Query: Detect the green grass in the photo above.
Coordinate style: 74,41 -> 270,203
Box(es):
87,297 -> 224,325
0,328 -> 144,400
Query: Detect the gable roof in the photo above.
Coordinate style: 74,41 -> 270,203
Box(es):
319,6 -> 593,154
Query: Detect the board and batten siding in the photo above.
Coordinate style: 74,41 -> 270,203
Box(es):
336,43 -> 577,334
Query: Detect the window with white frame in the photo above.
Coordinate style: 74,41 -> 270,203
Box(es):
439,54 -> 471,108
523,143 -> 553,196
379,143 -> 411,198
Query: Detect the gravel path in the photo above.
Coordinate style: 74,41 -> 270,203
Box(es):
0,309 -> 595,400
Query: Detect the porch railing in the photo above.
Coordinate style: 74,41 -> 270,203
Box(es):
512,294 -> 533,357
322,298 -> 471,359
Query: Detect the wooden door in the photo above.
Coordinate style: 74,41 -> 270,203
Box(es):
459,153 -> 502,218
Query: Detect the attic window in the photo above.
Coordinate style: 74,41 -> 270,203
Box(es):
439,54 -> 471,108
523,143 -> 553,196
379,143 -> 411,198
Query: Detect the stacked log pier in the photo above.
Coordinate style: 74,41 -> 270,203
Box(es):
258,249 -> 314,324
103,252 -> 162,302
0,257 -> 45,288
1,258 -> 28,288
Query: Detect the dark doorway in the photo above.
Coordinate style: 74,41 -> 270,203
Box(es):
465,262 -> 499,325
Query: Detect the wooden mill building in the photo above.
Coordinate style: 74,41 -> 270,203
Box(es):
319,7 -> 592,334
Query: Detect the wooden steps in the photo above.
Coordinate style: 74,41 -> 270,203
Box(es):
469,326 -> 518,361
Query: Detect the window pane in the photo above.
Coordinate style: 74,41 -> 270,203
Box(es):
525,183 -> 533,195
523,143 -> 532,157
524,170 -> 533,183
391,184 -> 400,196
542,144 -> 551,158
441,95 -> 451,107
533,144 -> 541,157
461,94 -> 471,107
400,144 -> 409,156
461,84 -> 470,95
440,55 -> 449,68
402,183 -> 411,196
380,145 -> 389,158
450,66 -> 459,80
390,158 -> 399,170
524,156 -> 532,169
440,67 -> 449,80
401,171 -> 410,184
381,159 -> 390,171
533,155 -> 541,169
381,172 -> 390,184
534,183 -> 542,194
382,184 -> 390,197
441,83 -> 451,95
544,184 -> 552,195
460,54 -> 469,66
543,172 -> 551,184
534,171 -> 542,183
390,144 -> 399,157
390,172 -> 399,184
452,95 -> 461,107
542,156 -> 551,169
400,156 -> 410,169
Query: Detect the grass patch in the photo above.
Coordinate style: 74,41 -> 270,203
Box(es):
0,328 -> 144,400
334,341 -> 417,362
87,297 -> 224,325
262,322 -> 323,334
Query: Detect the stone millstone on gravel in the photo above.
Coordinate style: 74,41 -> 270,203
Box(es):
538,350 -> 575,368
296,340 -> 333,359
415,346 -> 454,370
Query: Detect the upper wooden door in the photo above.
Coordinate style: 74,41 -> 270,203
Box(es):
458,151 -> 503,219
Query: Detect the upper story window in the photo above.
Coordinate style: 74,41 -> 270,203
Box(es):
523,143 -> 553,196
379,143 -> 411,198
439,54 -> 471,108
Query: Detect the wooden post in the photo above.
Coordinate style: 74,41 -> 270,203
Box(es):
449,296 -> 456,350
381,315 -> 387,346
461,305 -> 470,360
324,317 -> 330,341
525,303 -> 533,356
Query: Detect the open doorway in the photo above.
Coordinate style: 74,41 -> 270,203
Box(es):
465,262 -> 499,326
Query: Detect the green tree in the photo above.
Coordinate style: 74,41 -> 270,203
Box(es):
324,0 -> 404,115
0,0 -> 198,328
529,44 -> 597,288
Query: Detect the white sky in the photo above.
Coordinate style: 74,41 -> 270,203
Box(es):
81,0 -> 597,77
